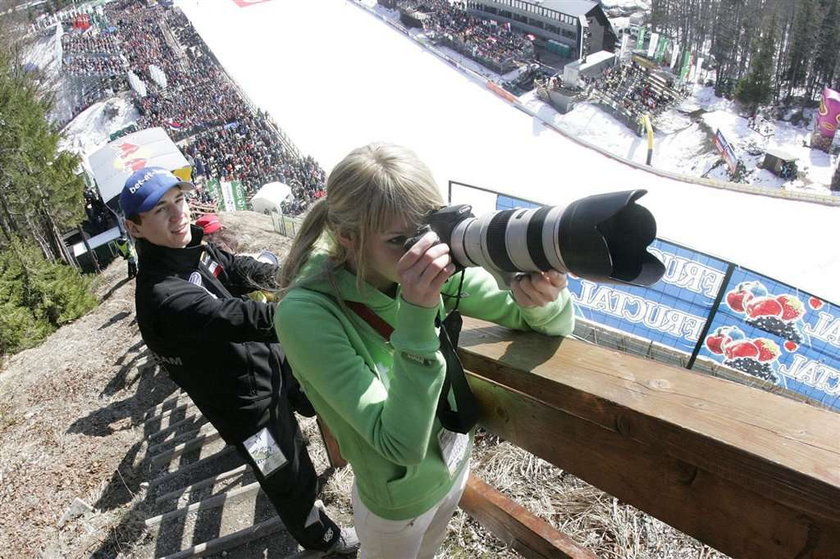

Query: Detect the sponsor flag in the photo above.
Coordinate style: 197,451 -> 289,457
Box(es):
655,37 -> 669,63
636,27 -> 646,52
679,50 -> 692,81
670,42 -> 680,69
647,32 -> 659,58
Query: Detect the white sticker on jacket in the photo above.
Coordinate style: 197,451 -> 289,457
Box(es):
244,427 -> 288,476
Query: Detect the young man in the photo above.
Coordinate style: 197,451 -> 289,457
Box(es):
120,167 -> 357,556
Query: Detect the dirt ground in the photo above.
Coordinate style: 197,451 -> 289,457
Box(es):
0,210 -> 728,558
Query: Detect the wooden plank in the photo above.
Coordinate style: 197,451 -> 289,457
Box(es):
145,481 -> 261,527
460,474 -> 597,559
317,416 -> 347,468
156,464 -> 250,505
159,516 -> 283,559
150,431 -> 222,467
457,317 -> 840,558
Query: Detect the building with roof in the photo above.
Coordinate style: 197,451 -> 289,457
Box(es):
463,0 -> 616,61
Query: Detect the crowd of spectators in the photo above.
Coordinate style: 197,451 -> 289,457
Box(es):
61,33 -> 121,56
587,62 -> 683,130
400,0 -> 533,74
62,53 -> 127,77
91,0 -> 328,216
184,114 -> 326,214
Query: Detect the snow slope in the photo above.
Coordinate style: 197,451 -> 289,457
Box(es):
173,0 -> 840,303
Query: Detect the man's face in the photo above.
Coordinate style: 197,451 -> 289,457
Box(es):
126,186 -> 192,249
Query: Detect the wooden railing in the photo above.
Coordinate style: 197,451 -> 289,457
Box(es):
454,316 -> 840,558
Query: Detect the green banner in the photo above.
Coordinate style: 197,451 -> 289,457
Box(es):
231,180 -> 247,211
636,27 -> 646,52
655,37 -> 669,63
680,50 -> 692,81
205,178 -> 222,205
201,179 -> 246,211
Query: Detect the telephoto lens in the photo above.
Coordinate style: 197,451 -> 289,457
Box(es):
425,189 -> 665,288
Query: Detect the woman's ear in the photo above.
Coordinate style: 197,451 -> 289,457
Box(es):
336,229 -> 356,251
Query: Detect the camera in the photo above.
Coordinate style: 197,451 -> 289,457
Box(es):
405,189 -> 665,288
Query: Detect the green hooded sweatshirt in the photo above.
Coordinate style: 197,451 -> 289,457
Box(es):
275,249 -> 574,520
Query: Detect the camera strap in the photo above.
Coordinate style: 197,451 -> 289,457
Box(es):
344,298 -> 479,435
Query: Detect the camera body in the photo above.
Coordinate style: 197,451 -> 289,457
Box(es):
404,204 -> 474,271
405,190 -> 665,289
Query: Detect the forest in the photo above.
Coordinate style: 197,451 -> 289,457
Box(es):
0,15 -> 97,358
650,0 -> 840,106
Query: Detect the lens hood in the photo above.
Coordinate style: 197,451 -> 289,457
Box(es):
559,189 -> 665,286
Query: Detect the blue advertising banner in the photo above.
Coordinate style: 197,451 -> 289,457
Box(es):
460,186 -> 840,412
570,240 -> 728,354
698,268 -> 840,410
496,196 -> 729,355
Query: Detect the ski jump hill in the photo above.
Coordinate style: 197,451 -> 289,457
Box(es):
176,0 -> 840,306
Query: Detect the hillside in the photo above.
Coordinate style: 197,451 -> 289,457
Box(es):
0,211 -> 726,558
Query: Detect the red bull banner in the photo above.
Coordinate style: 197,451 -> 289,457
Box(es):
811,87 -> 840,152
88,127 -> 189,204
232,0 -> 272,7
816,87 -> 840,139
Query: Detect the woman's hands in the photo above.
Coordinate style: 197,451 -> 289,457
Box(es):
397,231 -> 568,309
397,232 -> 456,308
510,270 -> 568,308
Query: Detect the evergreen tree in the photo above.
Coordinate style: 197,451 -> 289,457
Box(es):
0,238 -> 96,355
735,15 -> 777,110
813,0 -> 840,91
784,0 -> 818,98
0,14 -> 97,358
0,40 -> 85,263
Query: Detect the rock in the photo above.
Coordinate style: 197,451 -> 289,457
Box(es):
58,497 -> 94,527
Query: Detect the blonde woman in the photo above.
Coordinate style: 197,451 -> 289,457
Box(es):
275,143 -> 574,558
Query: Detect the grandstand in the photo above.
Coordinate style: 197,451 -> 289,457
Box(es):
586,57 -> 686,135
463,0 -> 617,60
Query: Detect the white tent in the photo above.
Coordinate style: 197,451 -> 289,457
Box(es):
149,64 -> 168,89
127,71 -> 147,97
251,182 -> 291,214
88,127 -> 189,206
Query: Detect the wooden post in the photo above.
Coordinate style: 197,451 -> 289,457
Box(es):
460,474 -> 597,559
78,225 -> 100,273
317,417 -> 346,468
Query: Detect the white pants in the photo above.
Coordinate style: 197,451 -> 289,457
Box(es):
351,463 -> 470,559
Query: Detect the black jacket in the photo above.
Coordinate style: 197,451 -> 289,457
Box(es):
134,226 -> 296,444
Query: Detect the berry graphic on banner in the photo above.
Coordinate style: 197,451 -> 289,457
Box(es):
703,326 -> 781,384
724,282 -> 810,345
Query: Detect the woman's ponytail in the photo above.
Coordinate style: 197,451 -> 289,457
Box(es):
277,198 -> 330,291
